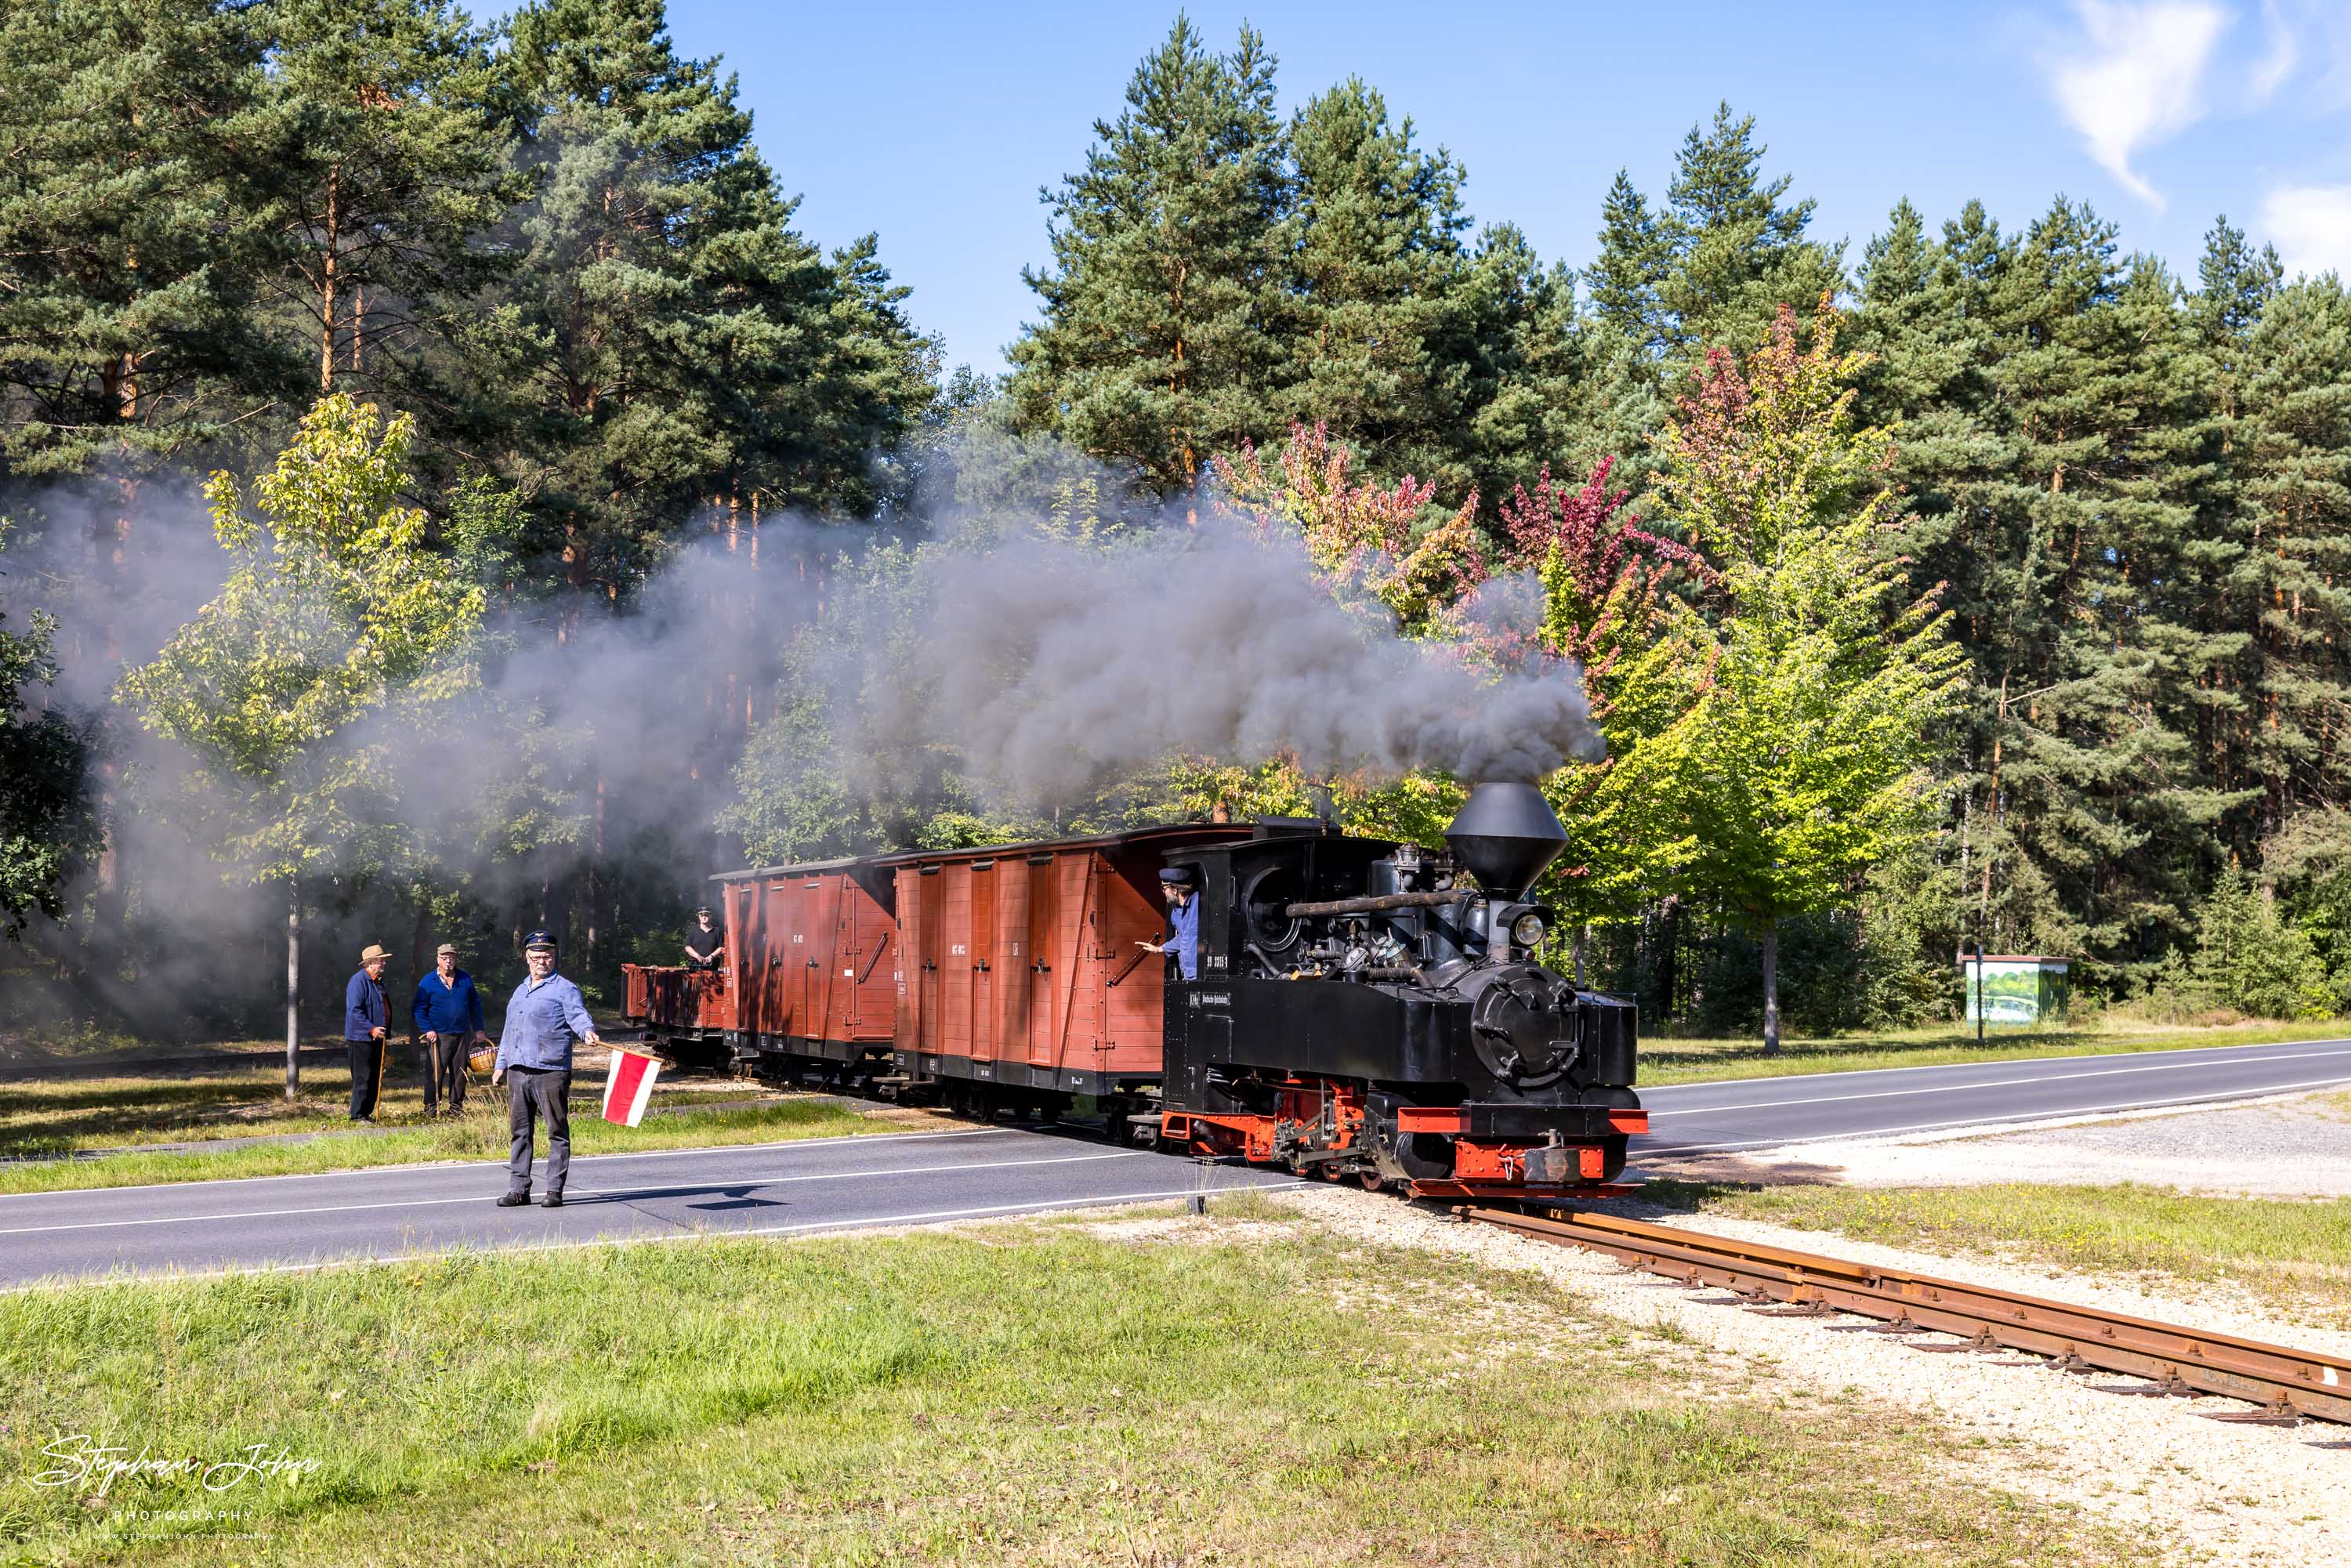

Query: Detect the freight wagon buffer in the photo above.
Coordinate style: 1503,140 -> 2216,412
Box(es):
1157,783 -> 1646,1197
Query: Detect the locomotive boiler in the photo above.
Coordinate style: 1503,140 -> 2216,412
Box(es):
1156,782 -> 1644,1195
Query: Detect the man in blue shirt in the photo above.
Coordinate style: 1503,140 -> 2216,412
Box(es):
342,943 -> 391,1122
411,943 -> 484,1117
489,930 -> 601,1208
1139,866 -> 1201,981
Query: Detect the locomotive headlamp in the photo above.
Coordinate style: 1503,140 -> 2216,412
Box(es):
1510,912 -> 1546,948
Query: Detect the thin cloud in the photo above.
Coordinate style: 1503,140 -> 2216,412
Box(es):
2261,183 -> 2351,277
2044,0 -> 2230,208
2251,0 -> 2298,102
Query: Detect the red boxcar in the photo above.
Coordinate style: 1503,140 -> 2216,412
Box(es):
721,856 -> 898,1069
877,826 -> 1248,1115
622,856 -> 896,1071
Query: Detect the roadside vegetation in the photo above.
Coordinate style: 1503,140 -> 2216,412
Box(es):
1641,1179 -> 2351,1324
1639,1016 -> 2347,1085
0,1070 -> 908,1197
0,1200 -> 2144,1567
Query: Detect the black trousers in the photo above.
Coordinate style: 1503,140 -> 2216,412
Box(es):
506,1067 -> 571,1195
346,1037 -> 386,1119
422,1033 -> 469,1112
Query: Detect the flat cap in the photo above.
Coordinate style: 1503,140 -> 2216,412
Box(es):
436,943 -> 458,957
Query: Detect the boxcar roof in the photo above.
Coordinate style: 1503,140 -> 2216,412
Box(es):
869,822 -> 1259,869
709,855 -> 874,883
707,820 -> 1346,884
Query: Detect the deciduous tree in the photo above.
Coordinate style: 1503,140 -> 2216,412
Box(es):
118,397 -> 484,1093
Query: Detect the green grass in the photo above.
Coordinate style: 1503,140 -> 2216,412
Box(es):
1639,1180 -> 2351,1323
1638,1016 -> 2348,1085
0,1064 -> 769,1158
0,1068 -> 905,1197
0,1200 -> 2144,1567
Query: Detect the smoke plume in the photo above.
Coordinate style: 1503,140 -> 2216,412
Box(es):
846,516 -> 1599,802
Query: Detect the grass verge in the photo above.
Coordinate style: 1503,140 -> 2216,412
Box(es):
0,1081 -> 897,1197
1640,1179 -> 2351,1323
0,1198 -> 2142,1566
1639,1018 -> 2348,1085
0,1065 -> 775,1159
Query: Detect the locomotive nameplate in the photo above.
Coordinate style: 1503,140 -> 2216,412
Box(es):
1188,991 -> 1233,1009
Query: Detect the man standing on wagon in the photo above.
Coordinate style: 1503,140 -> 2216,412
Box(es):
489,930 -> 601,1208
411,943 -> 484,1116
683,906 -> 723,972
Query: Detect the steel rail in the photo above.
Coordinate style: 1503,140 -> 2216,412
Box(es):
1465,1206 -> 2351,1426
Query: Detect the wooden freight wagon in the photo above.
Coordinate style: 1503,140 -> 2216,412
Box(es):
879,826 -> 1250,1119
717,857 -> 900,1074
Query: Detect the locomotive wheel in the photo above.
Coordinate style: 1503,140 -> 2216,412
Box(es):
1357,1171 -> 1384,1193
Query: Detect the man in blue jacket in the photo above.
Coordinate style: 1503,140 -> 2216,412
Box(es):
411,943 -> 484,1117
343,944 -> 391,1122
1137,866 -> 1200,980
489,930 -> 601,1208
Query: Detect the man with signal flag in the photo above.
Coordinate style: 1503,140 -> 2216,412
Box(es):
489,931 -> 600,1208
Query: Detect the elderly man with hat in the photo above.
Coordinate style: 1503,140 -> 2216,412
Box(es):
411,943 -> 485,1117
342,943 -> 393,1122
487,930 -> 601,1208
1136,866 -> 1201,980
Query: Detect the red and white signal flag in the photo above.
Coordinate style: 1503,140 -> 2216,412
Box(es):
602,1045 -> 663,1127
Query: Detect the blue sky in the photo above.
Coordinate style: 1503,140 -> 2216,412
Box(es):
666,1 -> 2351,375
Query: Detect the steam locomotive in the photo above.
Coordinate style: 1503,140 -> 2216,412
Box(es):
623,782 -> 1643,1200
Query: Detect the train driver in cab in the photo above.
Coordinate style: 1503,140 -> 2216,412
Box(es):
1139,866 -> 1200,980
683,906 -> 723,972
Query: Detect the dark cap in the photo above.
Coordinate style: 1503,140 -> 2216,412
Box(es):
522,929 -> 557,953
1158,867 -> 1194,886
693,906 -> 713,918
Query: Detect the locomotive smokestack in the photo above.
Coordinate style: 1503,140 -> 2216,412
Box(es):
1444,782 -> 1567,902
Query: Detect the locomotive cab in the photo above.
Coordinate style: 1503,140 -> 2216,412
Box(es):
1157,784 -> 1645,1198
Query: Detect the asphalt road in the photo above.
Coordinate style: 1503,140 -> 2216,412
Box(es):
8,1038 -> 2348,1285
1636,1037 -> 2351,1157
0,1126 -> 1288,1287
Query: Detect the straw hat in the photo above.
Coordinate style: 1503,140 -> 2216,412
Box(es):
359,943 -> 391,965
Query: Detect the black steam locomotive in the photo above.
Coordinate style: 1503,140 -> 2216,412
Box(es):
1155,783 -> 1645,1196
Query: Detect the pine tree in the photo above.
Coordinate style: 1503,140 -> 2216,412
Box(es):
1586,169 -> 1669,349
1007,15 -> 1291,494
0,0 -> 292,477
1281,78 -> 1476,494
259,0 -> 517,398
1656,103 -> 1842,356
473,0 -> 933,583
2230,276 -> 2351,841
1957,201 -> 2233,967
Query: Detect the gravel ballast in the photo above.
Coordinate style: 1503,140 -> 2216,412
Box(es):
1270,1184 -> 2351,1568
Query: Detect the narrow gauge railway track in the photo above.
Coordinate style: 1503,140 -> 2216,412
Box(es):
1465,1206 -> 2351,1428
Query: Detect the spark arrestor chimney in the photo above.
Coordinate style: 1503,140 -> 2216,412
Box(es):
1444,782 -> 1567,903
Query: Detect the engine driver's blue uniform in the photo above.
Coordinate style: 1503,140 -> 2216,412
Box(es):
1162,896 -> 1199,980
